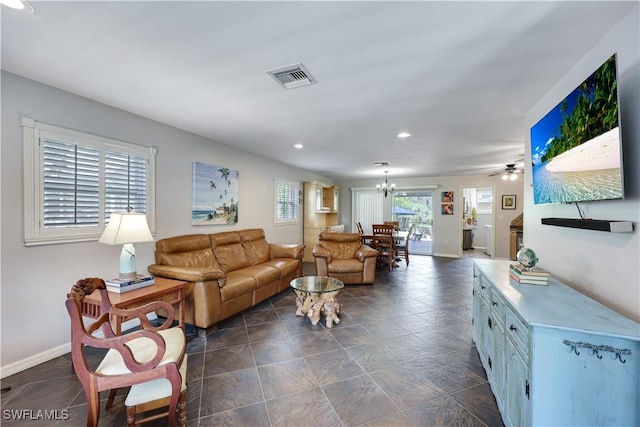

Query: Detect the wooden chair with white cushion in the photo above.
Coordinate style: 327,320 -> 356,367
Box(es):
65,277 -> 187,427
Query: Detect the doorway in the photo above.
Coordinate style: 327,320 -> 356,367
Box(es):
461,186 -> 494,258
392,190 -> 433,255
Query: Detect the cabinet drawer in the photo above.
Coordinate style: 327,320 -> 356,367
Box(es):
477,274 -> 491,301
506,309 -> 529,356
490,288 -> 506,325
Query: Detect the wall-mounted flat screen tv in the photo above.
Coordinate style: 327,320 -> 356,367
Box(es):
530,54 -> 623,205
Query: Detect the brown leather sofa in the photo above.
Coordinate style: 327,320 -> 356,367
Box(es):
312,232 -> 379,284
148,229 -> 304,329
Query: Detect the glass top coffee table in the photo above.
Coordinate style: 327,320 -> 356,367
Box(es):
290,276 -> 344,328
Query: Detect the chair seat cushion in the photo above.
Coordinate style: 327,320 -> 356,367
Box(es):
327,259 -> 364,274
125,354 -> 188,406
96,328 -> 186,376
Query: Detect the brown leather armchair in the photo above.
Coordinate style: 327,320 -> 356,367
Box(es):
312,232 -> 379,284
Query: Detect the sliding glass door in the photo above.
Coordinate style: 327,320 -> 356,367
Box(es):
393,190 -> 433,255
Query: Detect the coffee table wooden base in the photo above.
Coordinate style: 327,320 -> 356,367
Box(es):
294,290 -> 341,328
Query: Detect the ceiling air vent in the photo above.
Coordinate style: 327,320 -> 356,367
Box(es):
266,63 -> 317,89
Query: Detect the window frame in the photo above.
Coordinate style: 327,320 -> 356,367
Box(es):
22,117 -> 156,246
274,178 -> 300,225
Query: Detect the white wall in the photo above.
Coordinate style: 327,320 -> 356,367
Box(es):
0,72 -> 326,376
335,175 -> 524,259
524,6 -> 640,322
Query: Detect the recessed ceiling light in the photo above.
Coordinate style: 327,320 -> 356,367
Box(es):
397,132 -> 411,139
293,144 -> 303,149
1,0 -> 35,13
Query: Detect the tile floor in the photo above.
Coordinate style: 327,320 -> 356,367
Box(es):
1,255 -> 503,426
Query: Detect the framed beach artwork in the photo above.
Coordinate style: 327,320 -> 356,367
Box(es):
192,162 -> 239,225
441,191 -> 453,203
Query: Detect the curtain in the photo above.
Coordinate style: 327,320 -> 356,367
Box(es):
351,188 -> 383,234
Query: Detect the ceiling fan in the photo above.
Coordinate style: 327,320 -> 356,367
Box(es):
489,163 -> 524,181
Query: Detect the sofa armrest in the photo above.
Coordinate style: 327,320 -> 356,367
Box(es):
355,245 -> 379,262
269,243 -> 304,260
148,264 -> 225,286
312,245 -> 332,263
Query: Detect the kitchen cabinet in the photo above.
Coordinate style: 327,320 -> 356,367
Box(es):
303,181 -> 341,262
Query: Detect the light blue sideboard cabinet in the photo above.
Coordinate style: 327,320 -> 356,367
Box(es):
472,259 -> 639,427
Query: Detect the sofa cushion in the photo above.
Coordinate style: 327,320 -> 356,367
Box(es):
220,272 -> 257,302
239,229 -> 270,265
235,265 -> 281,288
262,258 -> 299,279
210,232 -> 251,273
155,234 -> 218,268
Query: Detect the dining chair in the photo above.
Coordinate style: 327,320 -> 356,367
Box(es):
372,223 -> 396,236
65,277 -> 187,427
371,233 -> 395,270
356,221 -> 364,234
395,223 -> 415,266
383,220 -> 400,231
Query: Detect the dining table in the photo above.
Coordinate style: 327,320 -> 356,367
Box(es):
361,230 -> 408,246
361,230 -> 409,268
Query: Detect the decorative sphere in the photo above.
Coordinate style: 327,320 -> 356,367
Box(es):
517,247 -> 538,269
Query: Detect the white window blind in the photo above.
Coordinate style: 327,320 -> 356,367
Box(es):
43,139 -> 100,228
275,179 -> 300,224
23,118 -> 156,246
104,151 -> 148,218
351,188 -> 383,234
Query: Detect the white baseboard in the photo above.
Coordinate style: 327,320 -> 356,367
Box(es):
433,252 -> 460,258
1,343 -> 71,379
1,314 -> 155,379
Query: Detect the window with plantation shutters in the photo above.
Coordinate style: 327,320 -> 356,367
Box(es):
104,151 -> 148,219
23,118 -> 156,246
43,139 -> 100,228
275,179 -> 300,224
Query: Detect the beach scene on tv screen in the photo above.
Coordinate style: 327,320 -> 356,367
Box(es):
530,55 -> 622,205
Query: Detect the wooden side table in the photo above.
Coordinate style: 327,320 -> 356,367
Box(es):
81,277 -> 187,335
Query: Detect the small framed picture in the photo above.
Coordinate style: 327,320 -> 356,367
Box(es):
502,195 -> 516,210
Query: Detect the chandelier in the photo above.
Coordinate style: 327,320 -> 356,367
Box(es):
376,171 -> 395,197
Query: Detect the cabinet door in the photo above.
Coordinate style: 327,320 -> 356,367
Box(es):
505,338 -> 529,427
491,322 -> 505,400
315,186 -> 323,211
479,295 -> 492,359
472,283 -> 481,344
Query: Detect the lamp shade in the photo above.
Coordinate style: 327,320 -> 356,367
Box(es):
99,212 -> 154,245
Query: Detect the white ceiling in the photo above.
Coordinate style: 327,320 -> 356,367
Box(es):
1,1 -> 634,180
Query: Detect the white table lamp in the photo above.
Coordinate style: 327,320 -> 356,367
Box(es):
99,212 -> 154,280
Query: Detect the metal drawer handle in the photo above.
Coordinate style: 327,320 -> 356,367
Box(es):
509,325 -> 517,332
481,285 -> 486,290
492,301 -> 498,307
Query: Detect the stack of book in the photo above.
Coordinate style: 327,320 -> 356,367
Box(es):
509,264 -> 549,286
106,275 -> 155,293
